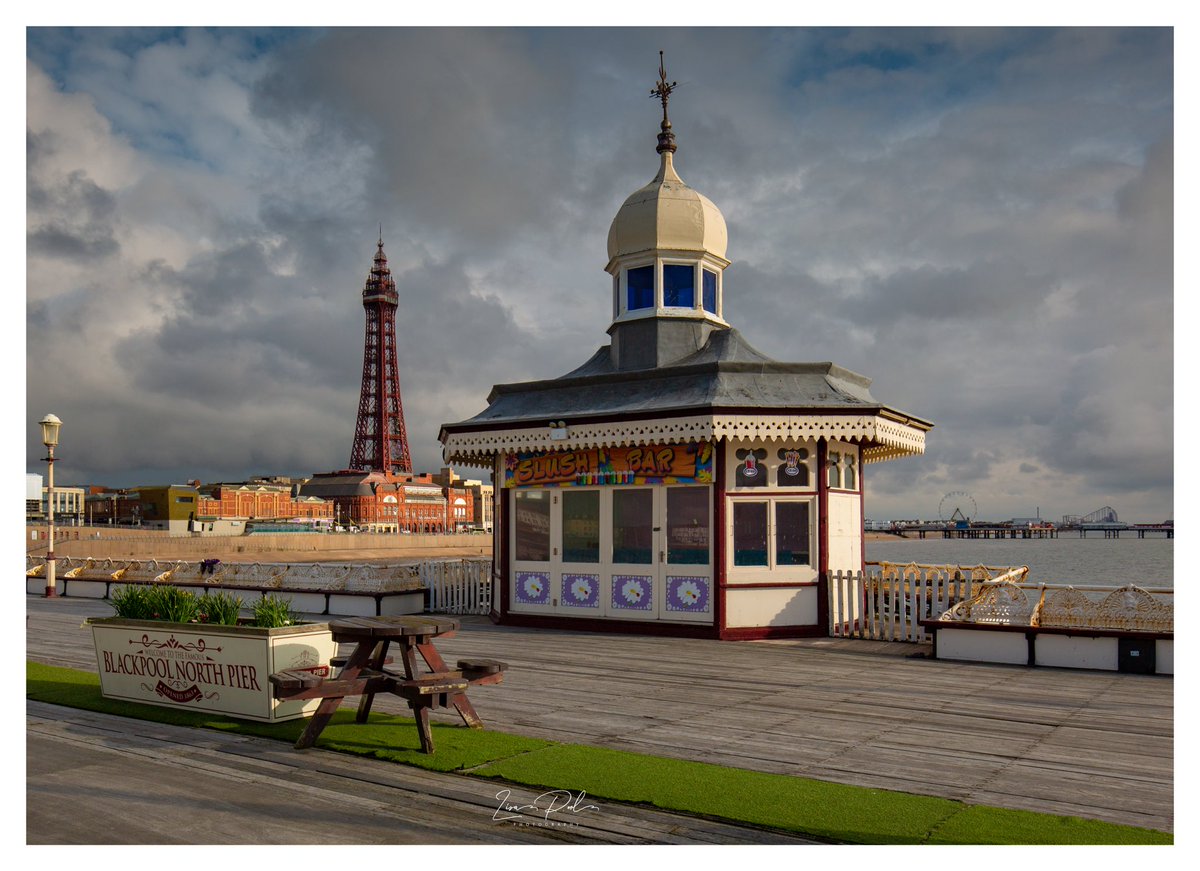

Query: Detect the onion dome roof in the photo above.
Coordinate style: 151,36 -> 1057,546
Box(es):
606,151 -> 728,263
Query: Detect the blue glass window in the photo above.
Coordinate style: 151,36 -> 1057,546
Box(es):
627,266 -> 654,311
703,269 -> 718,314
663,264 -> 695,308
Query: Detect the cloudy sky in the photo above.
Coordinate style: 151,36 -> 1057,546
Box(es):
23,25 -> 1174,523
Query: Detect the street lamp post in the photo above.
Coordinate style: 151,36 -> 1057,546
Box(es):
39,414 -> 62,598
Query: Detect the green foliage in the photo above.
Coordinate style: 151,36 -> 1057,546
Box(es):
196,591 -> 244,626
251,594 -> 296,628
144,585 -> 201,623
108,585 -> 156,620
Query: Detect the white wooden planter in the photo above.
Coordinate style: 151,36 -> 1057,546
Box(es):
88,617 -> 337,722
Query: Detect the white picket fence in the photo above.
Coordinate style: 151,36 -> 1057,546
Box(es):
421,559 -> 493,615
828,562 -> 1030,643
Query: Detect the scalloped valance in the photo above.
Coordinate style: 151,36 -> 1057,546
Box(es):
443,412 -> 926,467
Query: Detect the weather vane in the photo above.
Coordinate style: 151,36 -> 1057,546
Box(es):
650,50 -> 678,154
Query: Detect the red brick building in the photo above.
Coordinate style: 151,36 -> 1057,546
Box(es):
196,483 -> 333,524
299,470 -> 474,533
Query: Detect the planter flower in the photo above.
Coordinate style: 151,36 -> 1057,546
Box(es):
88,587 -> 336,723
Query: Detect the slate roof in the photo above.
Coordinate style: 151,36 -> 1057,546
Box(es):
444,327 -> 928,431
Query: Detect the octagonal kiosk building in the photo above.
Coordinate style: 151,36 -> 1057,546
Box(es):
440,90 -> 932,640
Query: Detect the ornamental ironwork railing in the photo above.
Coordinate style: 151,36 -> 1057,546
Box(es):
26,555 -> 423,593
940,580 -> 1173,633
829,561 -> 1172,642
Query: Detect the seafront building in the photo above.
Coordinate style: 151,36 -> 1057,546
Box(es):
297,469 -> 475,534
25,473 -> 84,525
441,60 -> 932,639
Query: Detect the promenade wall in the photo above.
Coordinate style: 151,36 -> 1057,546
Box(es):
25,525 -> 491,563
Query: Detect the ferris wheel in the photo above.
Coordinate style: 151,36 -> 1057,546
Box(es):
939,491 -> 978,523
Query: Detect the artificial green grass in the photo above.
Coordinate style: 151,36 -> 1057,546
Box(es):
926,804 -> 1171,846
472,743 -> 957,844
27,660 -> 1172,845
26,660 -> 551,772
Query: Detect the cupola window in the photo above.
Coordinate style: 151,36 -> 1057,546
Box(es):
663,264 -> 695,308
703,269 -> 718,314
627,265 -> 654,311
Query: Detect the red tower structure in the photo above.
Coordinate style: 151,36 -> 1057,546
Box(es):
349,237 -> 412,474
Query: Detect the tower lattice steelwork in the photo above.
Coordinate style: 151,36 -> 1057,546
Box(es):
349,237 -> 412,474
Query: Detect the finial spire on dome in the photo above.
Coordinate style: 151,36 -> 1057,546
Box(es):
650,50 -> 677,155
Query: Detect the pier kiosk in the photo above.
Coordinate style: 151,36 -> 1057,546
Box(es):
440,65 -> 932,639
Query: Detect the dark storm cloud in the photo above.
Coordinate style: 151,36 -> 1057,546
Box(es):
24,27 -> 1174,522
27,130 -> 120,260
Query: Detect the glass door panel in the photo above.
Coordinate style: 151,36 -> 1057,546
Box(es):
559,489 -> 601,612
663,486 -> 713,622
666,487 -> 710,565
514,490 -> 551,562
610,488 -> 656,618
561,490 -> 600,563
512,490 -> 552,609
612,489 -> 653,564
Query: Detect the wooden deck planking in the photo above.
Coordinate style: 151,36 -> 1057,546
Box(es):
27,599 -> 1173,833
30,702 -> 810,845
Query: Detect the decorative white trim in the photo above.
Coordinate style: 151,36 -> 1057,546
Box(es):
443,413 -> 926,466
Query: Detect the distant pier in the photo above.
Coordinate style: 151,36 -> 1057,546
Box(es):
1075,524 -> 1174,539
902,524 -> 1173,540
912,526 -> 1059,540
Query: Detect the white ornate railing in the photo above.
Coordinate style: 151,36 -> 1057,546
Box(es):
830,561 -> 1173,642
421,559 -> 492,615
832,562 -> 1029,642
941,581 -> 1173,633
25,556 -> 423,594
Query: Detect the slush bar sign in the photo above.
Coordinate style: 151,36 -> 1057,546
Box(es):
505,441 -> 713,488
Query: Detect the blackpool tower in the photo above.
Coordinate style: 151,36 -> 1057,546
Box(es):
349,236 -> 412,474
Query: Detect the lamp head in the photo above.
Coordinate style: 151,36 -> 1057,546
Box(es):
39,413 -> 62,449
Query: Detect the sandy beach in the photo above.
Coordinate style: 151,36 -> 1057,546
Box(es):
29,526 -> 914,566
26,526 -> 490,565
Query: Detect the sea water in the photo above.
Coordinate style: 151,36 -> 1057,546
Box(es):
866,535 -> 1173,588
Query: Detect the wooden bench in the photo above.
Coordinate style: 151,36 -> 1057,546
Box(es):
269,667 -> 393,702
330,654 -> 393,669
271,616 -> 506,754
387,671 -> 473,754
457,658 -> 509,686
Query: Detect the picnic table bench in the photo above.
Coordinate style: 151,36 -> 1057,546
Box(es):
269,615 -> 507,753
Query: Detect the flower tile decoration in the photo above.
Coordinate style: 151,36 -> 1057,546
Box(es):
612,575 -> 653,611
514,571 -> 550,606
666,576 -> 710,612
562,573 -> 600,608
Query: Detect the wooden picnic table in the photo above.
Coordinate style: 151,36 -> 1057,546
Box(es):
269,615 -> 506,753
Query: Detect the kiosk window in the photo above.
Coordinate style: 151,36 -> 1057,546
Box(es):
733,502 -> 769,566
775,502 -> 811,566
514,491 -> 550,562
562,490 -> 600,563
667,487 -> 709,565
613,489 -> 653,564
